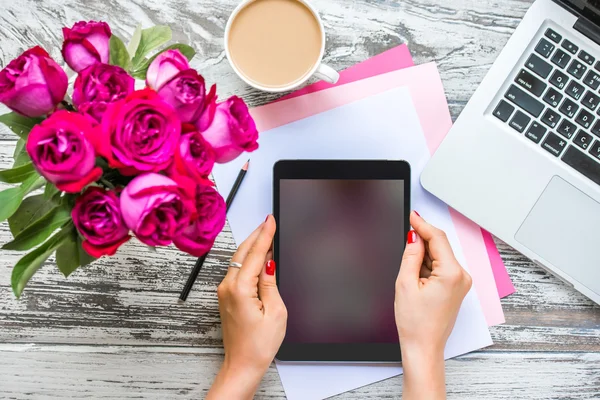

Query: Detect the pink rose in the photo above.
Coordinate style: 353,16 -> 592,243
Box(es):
26,110 -> 102,193
171,124 -> 216,183
90,89 -> 181,175
174,184 -> 226,257
72,187 -> 130,258
120,173 -> 195,247
0,46 -> 68,117
146,49 -> 189,91
62,21 -> 111,72
158,69 -> 216,123
197,96 -> 259,163
73,63 -> 134,123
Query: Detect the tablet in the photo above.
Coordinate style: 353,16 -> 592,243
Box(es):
273,160 -> 410,362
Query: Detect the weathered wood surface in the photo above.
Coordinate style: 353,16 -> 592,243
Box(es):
0,0 -> 599,398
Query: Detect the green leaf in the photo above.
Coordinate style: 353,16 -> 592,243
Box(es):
13,139 -> 31,167
11,224 -> 72,298
132,26 -> 172,66
0,163 -> 37,184
109,35 -> 132,71
127,24 -> 143,57
131,43 -> 195,79
3,206 -> 71,251
56,230 -> 96,277
43,182 -> 60,200
0,175 -> 45,222
0,112 -> 43,139
8,194 -> 57,236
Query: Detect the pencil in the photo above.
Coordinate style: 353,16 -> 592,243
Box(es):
179,160 -> 250,302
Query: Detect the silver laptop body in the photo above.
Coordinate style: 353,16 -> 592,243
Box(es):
422,0 -> 600,304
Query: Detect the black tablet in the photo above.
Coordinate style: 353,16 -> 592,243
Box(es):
273,160 -> 410,362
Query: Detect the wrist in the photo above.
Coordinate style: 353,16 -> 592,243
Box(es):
206,360 -> 266,400
400,342 -> 446,400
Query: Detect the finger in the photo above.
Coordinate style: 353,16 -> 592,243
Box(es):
398,229 -> 425,284
226,222 -> 265,281
239,215 -> 277,281
259,259 -> 286,319
410,211 -> 456,263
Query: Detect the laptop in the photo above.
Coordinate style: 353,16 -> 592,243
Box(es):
422,0 -> 600,305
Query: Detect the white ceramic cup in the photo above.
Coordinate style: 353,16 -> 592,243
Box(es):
224,0 -> 340,93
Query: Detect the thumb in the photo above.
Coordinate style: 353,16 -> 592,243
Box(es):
398,230 -> 425,285
259,260 -> 286,317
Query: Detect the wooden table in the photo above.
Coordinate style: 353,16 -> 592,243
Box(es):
1,0 -> 599,398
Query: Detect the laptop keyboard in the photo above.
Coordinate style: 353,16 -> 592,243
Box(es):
493,27 -> 600,186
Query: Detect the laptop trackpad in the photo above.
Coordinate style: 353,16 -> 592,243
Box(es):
516,176 -> 600,294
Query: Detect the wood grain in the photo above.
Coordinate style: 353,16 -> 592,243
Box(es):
0,0 -> 599,398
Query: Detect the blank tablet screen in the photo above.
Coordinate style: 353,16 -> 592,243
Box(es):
279,179 -> 405,344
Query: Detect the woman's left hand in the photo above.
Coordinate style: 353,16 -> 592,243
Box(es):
207,215 -> 287,400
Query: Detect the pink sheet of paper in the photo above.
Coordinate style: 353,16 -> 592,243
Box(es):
251,62 -> 506,326
276,44 -> 514,300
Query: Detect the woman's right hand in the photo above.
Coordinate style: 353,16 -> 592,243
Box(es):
395,211 -> 472,400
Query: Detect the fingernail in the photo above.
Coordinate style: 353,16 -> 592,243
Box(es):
265,215 -> 270,223
266,260 -> 276,276
414,211 -> 420,217
407,230 -> 417,244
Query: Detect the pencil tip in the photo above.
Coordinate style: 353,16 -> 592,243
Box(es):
177,299 -> 185,305
242,159 -> 250,171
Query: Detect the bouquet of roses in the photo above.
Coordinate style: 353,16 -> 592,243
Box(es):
0,21 -> 259,298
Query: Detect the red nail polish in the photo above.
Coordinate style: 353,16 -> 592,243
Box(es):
407,230 -> 417,244
414,211 -> 420,217
265,215 -> 270,223
266,260 -> 276,276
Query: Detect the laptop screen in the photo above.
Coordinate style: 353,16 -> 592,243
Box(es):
559,0 -> 600,26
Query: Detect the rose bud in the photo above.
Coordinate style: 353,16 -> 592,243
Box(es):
0,46 -> 68,117
120,173 -> 195,247
91,89 -> 181,175
72,187 -> 131,258
62,21 -> 111,72
146,49 -> 190,91
73,63 -> 134,123
26,110 -> 102,193
170,124 -> 216,183
174,184 -> 226,257
197,96 -> 259,163
158,69 -> 216,123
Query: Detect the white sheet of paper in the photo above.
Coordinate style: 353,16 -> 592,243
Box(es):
212,88 -> 492,400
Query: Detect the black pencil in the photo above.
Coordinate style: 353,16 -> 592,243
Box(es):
179,160 -> 250,302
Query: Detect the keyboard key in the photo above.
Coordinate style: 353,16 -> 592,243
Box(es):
551,49 -> 571,69
574,130 -> 593,150
525,122 -> 547,143
542,132 -> 567,156
549,70 -> 569,89
595,61 -> 600,72
545,28 -> 562,43
559,98 -> 579,118
565,81 -> 585,100
557,119 -> 577,139
591,120 -> 600,138
541,108 -> 561,128
590,140 -> 600,160
525,54 -> 553,79
562,145 -> 600,185
493,100 -> 515,122
509,110 -> 531,133
535,38 -> 555,58
505,85 -> 545,117
582,70 -> 600,89
543,88 -> 563,107
562,39 -> 579,54
582,91 -> 600,110
515,69 -> 547,96
578,50 -> 595,65
575,109 -> 594,129
567,60 -> 587,79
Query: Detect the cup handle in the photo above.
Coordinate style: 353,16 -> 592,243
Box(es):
314,63 -> 340,84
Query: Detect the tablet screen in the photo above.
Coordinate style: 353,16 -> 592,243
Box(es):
279,179 -> 405,344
